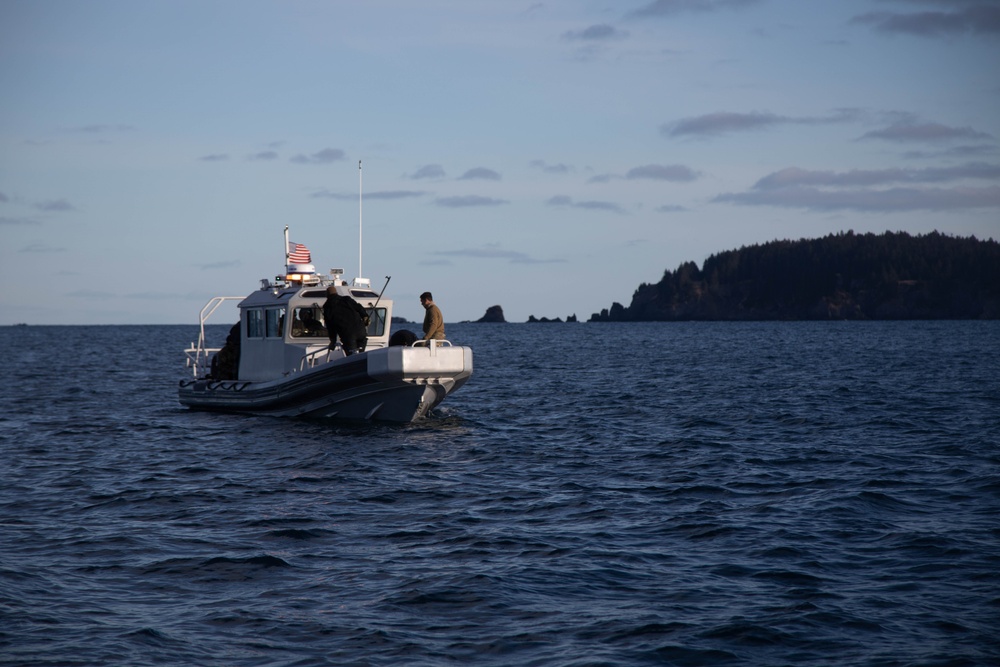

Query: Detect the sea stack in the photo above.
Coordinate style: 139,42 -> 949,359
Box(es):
476,305 -> 507,323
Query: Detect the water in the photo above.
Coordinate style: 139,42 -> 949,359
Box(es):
1,321 -> 998,666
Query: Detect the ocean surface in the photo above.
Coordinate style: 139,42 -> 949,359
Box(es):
1,321 -> 998,667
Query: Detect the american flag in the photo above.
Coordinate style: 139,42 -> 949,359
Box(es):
287,242 -> 311,264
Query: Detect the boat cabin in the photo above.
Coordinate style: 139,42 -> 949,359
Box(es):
235,276 -> 392,382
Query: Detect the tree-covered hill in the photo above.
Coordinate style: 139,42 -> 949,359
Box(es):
590,231 -> 1000,321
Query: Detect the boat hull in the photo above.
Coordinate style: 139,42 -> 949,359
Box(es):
178,344 -> 472,423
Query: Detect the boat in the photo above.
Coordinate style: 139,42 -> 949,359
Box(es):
178,229 -> 473,422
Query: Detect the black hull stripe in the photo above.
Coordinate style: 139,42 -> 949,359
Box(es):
179,357 -> 382,413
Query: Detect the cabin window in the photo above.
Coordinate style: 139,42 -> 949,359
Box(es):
266,307 -> 285,338
246,309 -> 265,338
366,307 -> 387,337
291,306 -> 327,338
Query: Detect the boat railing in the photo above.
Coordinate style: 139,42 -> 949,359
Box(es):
185,296 -> 244,378
412,339 -> 455,356
294,339 -> 454,372
412,339 -> 453,347
299,345 -> 337,371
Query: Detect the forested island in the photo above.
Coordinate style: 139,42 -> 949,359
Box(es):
590,231 -> 1000,321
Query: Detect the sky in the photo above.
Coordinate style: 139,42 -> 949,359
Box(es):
1,0 -> 998,325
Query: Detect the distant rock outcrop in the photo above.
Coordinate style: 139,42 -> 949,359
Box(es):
589,231 -> 1000,322
476,305 -> 507,323
527,314 -> 578,323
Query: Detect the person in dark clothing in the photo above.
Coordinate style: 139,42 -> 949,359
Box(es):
295,308 -> 324,337
210,322 -> 241,379
323,286 -> 369,355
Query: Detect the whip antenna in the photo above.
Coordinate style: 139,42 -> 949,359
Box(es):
358,159 -> 363,280
369,275 -> 392,316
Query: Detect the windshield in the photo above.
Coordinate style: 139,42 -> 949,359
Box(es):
290,306 -> 327,338
366,307 -> 387,337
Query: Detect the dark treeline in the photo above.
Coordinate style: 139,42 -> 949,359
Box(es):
590,231 -> 1000,321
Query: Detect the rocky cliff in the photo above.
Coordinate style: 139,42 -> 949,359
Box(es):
590,231 -> 1000,321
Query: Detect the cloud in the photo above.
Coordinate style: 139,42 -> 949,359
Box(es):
850,5 -> 1000,37
585,164 -> 700,183
67,289 -> 116,298
199,154 -> 229,162
562,24 -> 629,41
0,216 -> 40,225
434,195 -> 508,207
197,260 -> 241,270
21,242 -> 66,252
529,160 -> 573,174
310,189 -> 427,201
715,162 -> 1000,211
458,167 -> 502,181
546,195 -> 627,214
656,204 -> 688,212
290,148 -> 345,165
67,124 -> 136,134
628,0 -> 763,18
433,247 -> 530,260
714,185 -> 1000,212
35,199 -> 75,212
309,190 -> 353,201
366,190 -> 429,200
411,164 -> 446,179
664,109 -> 860,138
626,164 -> 700,181
903,145 -> 1000,159
431,247 -> 565,264
124,291 -> 195,300
0,191 -> 8,202
575,200 -> 626,212
668,111 -> 784,136
860,121 -> 993,143
752,163 -> 1000,190
247,151 -> 279,161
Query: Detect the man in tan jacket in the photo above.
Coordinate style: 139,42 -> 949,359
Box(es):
420,291 -> 445,341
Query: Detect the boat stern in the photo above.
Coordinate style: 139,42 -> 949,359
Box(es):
368,341 -> 473,395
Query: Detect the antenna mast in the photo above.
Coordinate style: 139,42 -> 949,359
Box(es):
358,159 -> 363,280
